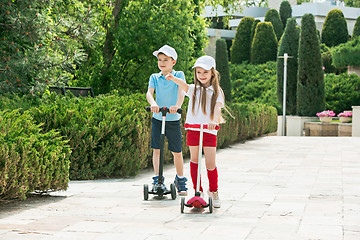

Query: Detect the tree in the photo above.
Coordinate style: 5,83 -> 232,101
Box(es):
353,16 -> 360,38
297,14 -> 325,116
216,39 -> 232,102
230,17 -> 255,64
251,22 -> 278,64
321,9 -> 349,47
277,18 -> 299,115
0,0 -> 95,94
264,9 -> 283,41
279,1 -> 292,29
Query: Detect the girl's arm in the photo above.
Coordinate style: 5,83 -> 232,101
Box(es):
208,102 -> 223,130
165,73 -> 189,93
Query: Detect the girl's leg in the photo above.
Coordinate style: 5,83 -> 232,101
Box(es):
189,146 -> 203,192
204,147 -> 218,192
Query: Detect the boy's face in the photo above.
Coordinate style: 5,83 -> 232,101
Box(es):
157,53 -> 176,73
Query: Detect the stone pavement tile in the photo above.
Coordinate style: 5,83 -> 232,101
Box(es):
298,224 -> 343,240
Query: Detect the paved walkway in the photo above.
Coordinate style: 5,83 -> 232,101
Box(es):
0,136 -> 360,240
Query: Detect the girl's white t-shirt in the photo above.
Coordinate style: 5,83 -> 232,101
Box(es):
185,84 -> 224,135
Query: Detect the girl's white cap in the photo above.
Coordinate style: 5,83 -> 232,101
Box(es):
192,55 -> 216,70
153,45 -> 178,61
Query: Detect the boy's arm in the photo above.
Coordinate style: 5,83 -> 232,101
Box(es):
165,73 -> 189,93
169,86 -> 185,114
146,87 -> 160,113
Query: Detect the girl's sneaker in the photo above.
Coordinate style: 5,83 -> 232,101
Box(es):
174,175 -> 188,196
207,190 -> 221,208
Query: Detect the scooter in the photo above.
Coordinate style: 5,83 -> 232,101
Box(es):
180,123 -> 219,213
143,106 -> 183,200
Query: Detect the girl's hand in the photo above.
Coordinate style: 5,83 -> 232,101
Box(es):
151,105 -> 160,113
165,73 -> 174,81
169,106 -> 178,114
208,122 -> 217,130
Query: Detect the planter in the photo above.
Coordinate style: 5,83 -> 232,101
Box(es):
319,117 -> 332,123
339,117 -> 352,123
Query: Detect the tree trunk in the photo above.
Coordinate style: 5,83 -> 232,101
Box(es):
100,0 -> 128,94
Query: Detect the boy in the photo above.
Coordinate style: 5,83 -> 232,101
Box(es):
146,45 -> 187,195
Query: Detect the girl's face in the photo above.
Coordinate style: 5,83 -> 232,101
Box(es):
195,67 -> 213,87
157,53 -> 176,74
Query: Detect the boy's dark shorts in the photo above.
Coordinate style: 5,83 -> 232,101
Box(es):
151,118 -> 182,153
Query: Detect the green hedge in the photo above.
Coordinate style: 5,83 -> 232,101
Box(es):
230,61 -> 281,114
0,110 -> 71,200
0,92 -> 277,201
325,73 -> 360,114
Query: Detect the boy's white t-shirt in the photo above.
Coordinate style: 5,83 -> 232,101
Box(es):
185,84 -> 224,135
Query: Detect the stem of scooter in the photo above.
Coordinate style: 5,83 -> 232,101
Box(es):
184,123 -> 220,196
146,106 -> 183,185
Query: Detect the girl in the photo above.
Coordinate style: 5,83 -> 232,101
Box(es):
165,55 -> 224,208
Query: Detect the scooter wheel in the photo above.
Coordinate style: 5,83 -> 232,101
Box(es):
170,183 -> 177,200
143,184 -> 149,200
181,197 -> 185,213
208,197 -> 213,213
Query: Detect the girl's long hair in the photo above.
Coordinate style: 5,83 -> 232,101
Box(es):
192,68 -> 225,122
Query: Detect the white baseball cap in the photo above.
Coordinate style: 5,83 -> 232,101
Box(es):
153,45 -> 178,61
192,55 -> 216,70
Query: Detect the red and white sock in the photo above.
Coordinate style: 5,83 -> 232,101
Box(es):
190,161 -> 203,192
207,167 -> 218,192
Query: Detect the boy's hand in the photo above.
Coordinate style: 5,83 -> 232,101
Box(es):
208,122 -> 217,130
150,105 -> 160,113
165,73 -> 174,81
169,106 -> 178,114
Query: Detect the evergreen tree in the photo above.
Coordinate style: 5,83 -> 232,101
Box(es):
353,16 -> 360,38
297,14 -> 325,116
264,9 -> 283,41
251,22 -> 278,64
230,17 -> 255,64
277,18 -> 299,115
321,9 -> 349,47
216,39 -> 232,102
279,1 -> 292,29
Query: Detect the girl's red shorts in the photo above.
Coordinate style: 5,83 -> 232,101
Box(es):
186,130 -> 217,147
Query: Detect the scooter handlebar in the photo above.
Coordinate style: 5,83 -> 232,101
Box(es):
146,106 -> 183,114
184,123 -> 220,130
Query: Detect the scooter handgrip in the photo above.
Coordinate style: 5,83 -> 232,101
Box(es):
177,108 -> 183,114
184,123 -> 220,130
146,106 -> 151,112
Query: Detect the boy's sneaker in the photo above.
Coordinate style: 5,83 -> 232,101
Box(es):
174,175 -> 188,196
207,190 -> 221,208
152,176 -> 165,192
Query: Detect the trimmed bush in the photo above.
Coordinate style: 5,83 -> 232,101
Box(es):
277,18 -> 299,115
216,39 -> 232,102
321,9 -> 349,47
264,9 -> 283,41
325,73 -> 360,114
0,110 -> 71,200
250,19 -> 261,44
332,36 -> 360,68
353,16 -> 360,38
0,91 -> 278,197
279,1 -> 292,28
251,22 -> 278,64
297,14 -> 325,116
230,17 -> 255,64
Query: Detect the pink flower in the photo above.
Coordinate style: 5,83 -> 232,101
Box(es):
316,110 -> 335,117
337,111 -> 352,117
